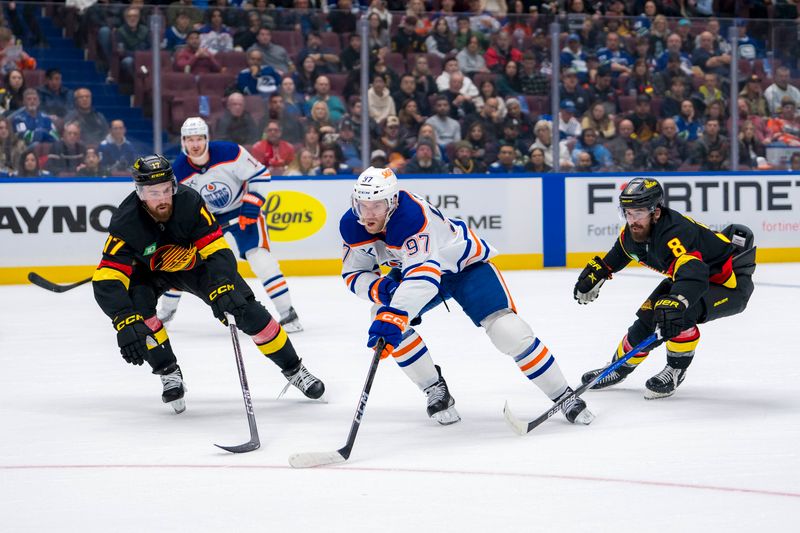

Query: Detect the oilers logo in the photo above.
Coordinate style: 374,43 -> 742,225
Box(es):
150,244 -> 198,272
201,181 -> 233,210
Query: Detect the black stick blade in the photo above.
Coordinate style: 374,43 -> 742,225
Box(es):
215,440 -> 260,454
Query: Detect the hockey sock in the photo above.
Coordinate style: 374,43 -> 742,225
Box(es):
159,290 -> 182,311
616,334 -> 650,367
252,317 -> 299,370
665,326 -> 700,369
143,316 -> 178,372
245,248 -> 293,318
392,329 -> 439,390
513,337 -> 570,400
262,274 -> 293,317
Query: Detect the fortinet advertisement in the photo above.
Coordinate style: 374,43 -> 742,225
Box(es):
564,174 -> 800,266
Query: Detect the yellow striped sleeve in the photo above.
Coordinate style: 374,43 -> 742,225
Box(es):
198,237 -> 231,259
92,267 -> 131,289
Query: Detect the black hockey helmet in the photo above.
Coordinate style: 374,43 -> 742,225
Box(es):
132,154 -> 176,198
619,177 -> 664,210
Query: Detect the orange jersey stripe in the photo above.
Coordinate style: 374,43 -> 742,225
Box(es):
408,265 -> 441,277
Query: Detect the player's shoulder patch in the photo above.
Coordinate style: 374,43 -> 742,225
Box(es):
339,210 -> 377,246
384,190 -> 427,247
208,141 -> 242,164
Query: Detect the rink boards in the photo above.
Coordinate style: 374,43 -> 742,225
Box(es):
0,171 -> 798,284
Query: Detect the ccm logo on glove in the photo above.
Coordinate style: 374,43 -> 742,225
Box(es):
209,283 -> 234,301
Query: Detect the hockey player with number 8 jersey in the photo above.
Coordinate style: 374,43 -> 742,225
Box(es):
340,167 -> 594,426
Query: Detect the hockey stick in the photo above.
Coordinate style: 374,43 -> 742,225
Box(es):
28,272 -> 92,293
288,338 -> 385,468
215,312 -> 260,453
504,332 -> 660,435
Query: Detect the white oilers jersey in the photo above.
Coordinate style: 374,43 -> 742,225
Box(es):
173,141 -> 271,218
340,190 -> 497,319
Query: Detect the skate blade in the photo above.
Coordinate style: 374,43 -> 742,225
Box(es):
431,406 -> 461,426
644,389 -> 676,400
169,398 -> 186,414
572,407 -> 595,425
281,320 -> 304,333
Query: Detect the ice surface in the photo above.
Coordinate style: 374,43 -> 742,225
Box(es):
1,264 -> 798,531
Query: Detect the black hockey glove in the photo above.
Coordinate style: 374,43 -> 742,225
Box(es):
208,281 -> 247,325
114,313 -> 151,366
653,295 -> 689,339
574,256 -> 612,304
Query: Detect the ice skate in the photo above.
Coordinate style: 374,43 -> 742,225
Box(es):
644,364 -> 687,399
556,387 -> 594,425
158,363 -> 186,414
281,359 -> 325,400
424,365 -> 460,425
279,307 -> 304,333
581,362 -> 634,390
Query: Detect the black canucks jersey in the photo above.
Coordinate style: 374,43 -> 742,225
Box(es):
602,206 -> 737,307
92,184 -> 237,320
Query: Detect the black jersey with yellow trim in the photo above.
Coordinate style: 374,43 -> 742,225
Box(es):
603,206 -> 737,306
92,184 -> 237,320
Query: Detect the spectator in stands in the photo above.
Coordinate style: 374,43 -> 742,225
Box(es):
457,35 -> 489,76
174,31 -> 225,74
485,31 -> 522,75
588,65 -> 619,117
278,0 -> 324,37
647,117 -> 688,168
10,89 -> 58,146
582,101 -> 615,142
697,73 -> 725,110
392,16 -> 426,56
572,128 -> 612,170
739,74 -> 769,119
488,142 -> 525,174
248,27 -> 291,76
234,11 -> 263,51
463,96 -> 501,143
314,144 -> 351,176
285,147 -> 316,176
346,97 -> 379,145
739,120 -> 766,169
277,77 -> 305,117
559,67 -> 589,117
788,152 -> 800,172
473,80 -> 506,118
660,76 -> 687,119
692,118 -> 729,165
405,0 -> 433,36
167,0 -> 203,28
250,0 -> 278,29
371,53 -> 400,94
238,49 -> 281,98
529,120 -> 573,170
293,56 -> 320,97
675,18 -> 694,54
560,33 -> 588,84
341,34 -> 362,73
425,95 -> 461,144
647,14 -> 669,57
375,115 -> 410,159
765,97 -> 800,146
115,7 -> 150,84
367,73 -> 395,124
162,10 -> 191,51
0,28 -> 36,76
627,94 -> 657,144
404,138 -> 448,174
297,124 -> 322,165
497,118 -> 528,158
518,52 -> 548,96
526,146 -> 551,173
393,74 -> 430,117
624,58 -> 655,97
37,69 -> 73,119
647,145 -> 678,172
764,67 -> 800,116
504,98 -> 534,144
653,52 -> 685,96
699,147 -> 727,171
450,140 -> 487,174
497,61 -> 523,97
454,15 -> 489,52
98,119 -> 136,174
198,8 -> 234,55
631,35 -> 655,65
692,31 -> 732,80
0,117 -> 24,175
83,0 -> 123,72
675,99 -> 703,142
216,92 -> 259,145
76,147 -> 108,177
397,99 -> 425,139
655,34 -> 693,77
252,120 -> 295,175
558,99 -> 582,141
464,121 -> 492,162
697,18 -> 731,55
260,93 -> 303,143
417,123 -> 448,162
64,88 -> 110,146
410,55 -> 437,98
45,122 -> 87,175
426,17 -> 455,59
467,0 -> 501,35
308,101 -> 335,134
15,149 -> 48,177
596,32 -> 633,77
307,76 -> 347,123
329,0 -> 358,34
436,57 -> 479,98
366,13 -> 390,50
335,118 -> 362,170
704,100 -> 728,136
573,151 -> 594,172
443,73 -> 477,122
298,31 -> 340,75
605,119 -> 642,167
1,68 -> 25,116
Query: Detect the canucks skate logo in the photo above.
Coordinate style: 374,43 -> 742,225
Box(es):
200,181 -> 233,210
150,244 -> 197,272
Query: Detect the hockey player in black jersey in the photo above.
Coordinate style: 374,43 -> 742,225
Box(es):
92,155 -> 324,413
574,177 -> 756,399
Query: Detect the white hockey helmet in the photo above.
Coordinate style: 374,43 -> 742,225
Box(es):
351,166 -> 400,225
180,117 -> 209,158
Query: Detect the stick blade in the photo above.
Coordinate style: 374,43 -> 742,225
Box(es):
503,401 -> 530,436
215,440 -> 260,454
288,451 -> 347,469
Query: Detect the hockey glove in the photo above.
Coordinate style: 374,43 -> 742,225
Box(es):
114,313 -> 151,366
368,276 -> 399,306
574,256 -> 613,304
368,306 -> 408,360
208,281 -> 248,325
653,295 -> 689,339
238,192 -> 266,230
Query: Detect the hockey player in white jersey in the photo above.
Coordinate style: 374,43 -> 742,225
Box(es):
340,167 -> 594,425
157,117 -> 303,332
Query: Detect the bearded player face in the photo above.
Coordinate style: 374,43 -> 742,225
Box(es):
140,181 -> 175,222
